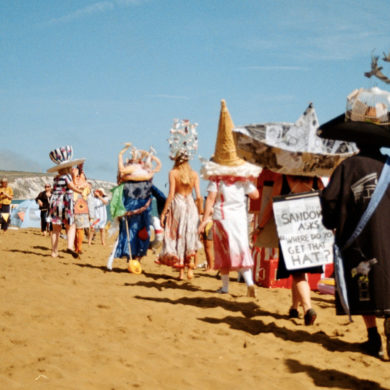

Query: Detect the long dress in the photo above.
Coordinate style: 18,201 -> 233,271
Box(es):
208,178 -> 255,270
89,196 -> 107,229
114,180 -> 153,260
157,193 -> 199,268
48,173 -> 74,226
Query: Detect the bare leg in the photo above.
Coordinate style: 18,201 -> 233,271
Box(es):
203,239 -> 214,271
292,273 -> 311,312
187,256 -> 195,279
363,315 -> 377,329
291,281 -> 300,310
66,223 -> 76,251
293,273 -> 317,325
100,228 -> 106,245
51,224 -> 61,257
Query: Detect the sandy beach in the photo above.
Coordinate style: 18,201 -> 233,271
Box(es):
1,227 -> 389,390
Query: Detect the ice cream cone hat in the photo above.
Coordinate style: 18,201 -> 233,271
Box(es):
200,100 -> 262,179
213,99 -> 245,167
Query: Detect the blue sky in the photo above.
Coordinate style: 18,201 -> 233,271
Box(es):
1,0 -> 390,194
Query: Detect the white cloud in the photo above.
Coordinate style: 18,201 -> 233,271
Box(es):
46,0 -> 145,25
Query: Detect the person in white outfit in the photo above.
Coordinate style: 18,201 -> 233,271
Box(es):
198,100 -> 261,297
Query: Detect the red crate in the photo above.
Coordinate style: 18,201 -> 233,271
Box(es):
252,246 -> 329,290
252,247 -> 291,289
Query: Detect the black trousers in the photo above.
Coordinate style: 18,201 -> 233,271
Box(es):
0,204 -> 11,231
40,209 -> 52,232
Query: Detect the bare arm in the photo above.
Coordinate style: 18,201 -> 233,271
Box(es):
151,155 -> 162,174
98,195 -> 109,205
67,180 -> 83,194
248,188 -> 259,200
160,170 -> 176,228
198,191 -> 217,234
118,143 -> 133,175
192,172 -> 203,215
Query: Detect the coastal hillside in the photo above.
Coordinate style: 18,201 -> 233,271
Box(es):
0,170 -> 116,200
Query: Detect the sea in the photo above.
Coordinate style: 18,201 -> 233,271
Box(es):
11,198 -> 159,221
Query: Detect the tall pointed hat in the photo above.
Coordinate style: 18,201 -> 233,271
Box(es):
200,100 -> 262,179
213,99 -> 245,166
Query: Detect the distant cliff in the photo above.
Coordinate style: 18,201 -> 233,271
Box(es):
0,170 -> 116,200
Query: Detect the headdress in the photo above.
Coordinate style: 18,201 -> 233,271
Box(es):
201,100 -> 262,179
47,145 -> 86,173
234,103 -> 357,177
318,86 -> 390,147
168,119 -> 198,161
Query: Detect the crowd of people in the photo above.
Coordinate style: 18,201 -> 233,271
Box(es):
2,87 -> 390,362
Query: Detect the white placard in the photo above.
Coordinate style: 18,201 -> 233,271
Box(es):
272,191 -> 334,270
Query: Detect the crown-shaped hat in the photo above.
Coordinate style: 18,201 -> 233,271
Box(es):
47,145 -> 85,173
212,100 -> 245,167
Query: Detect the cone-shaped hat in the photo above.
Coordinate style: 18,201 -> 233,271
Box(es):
212,99 -> 245,166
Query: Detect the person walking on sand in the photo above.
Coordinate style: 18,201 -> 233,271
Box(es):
47,146 -> 85,259
319,86 -> 390,359
251,169 -> 324,325
72,163 -> 91,255
89,188 -> 108,246
198,100 -> 261,297
109,143 -> 162,272
0,177 -> 13,233
35,183 -> 52,236
156,119 -> 202,280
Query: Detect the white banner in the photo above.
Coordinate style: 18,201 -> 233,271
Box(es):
272,191 -> 334,270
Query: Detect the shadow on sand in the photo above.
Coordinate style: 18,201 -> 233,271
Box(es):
285,359 -> 388,390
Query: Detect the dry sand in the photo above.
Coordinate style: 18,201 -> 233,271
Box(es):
1,228 -> 389,390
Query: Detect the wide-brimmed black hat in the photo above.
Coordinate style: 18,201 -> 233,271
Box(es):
317,114 -> 390,147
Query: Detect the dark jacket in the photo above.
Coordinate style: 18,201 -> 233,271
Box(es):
35,191 -> 51,211
320,150 -> 390,315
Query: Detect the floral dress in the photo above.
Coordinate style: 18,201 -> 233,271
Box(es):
48,173 -> 74,226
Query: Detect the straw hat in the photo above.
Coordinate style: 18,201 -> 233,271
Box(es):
212,100 -> 245,167
318,87 -> 390,147
47,145 -> 85,173
96,188 -> 106,197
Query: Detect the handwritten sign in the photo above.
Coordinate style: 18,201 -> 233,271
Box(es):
272,191 -> 334,270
